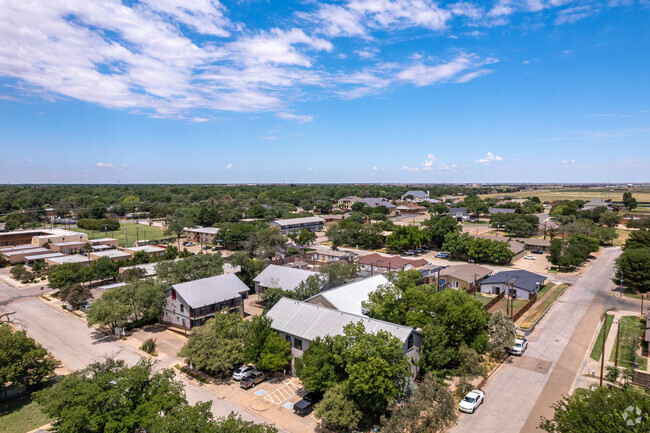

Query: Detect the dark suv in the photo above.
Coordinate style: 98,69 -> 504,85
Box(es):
293,392 -> 323,416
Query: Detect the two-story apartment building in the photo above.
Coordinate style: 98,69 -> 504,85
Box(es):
162,274 -> 250,331
269,216 -> 325,234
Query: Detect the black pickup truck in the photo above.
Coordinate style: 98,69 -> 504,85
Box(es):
293,392 -> 323,416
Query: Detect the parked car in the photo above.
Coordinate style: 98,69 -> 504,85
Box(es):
182,241 -> 190,246
202,246 -> 210,250
404,250 -> 415,255
293,392 -> 323,416
240,371 -> 268,389
459,389 -> 485,414
510,338 -> 528,356
211,247 -> 219,251
186,242 -> 195,246
435,252 -> 450,259
524,255 -> 536,260
232,365 -> 256,381
80,302 -> 90,312
531,249 -> 544,254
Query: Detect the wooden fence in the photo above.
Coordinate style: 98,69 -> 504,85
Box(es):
513,293 -> 537,322
483,291 -> 505,310
633,371 -> 650,389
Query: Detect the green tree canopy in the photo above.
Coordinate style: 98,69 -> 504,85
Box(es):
615,248 -> 650,293
624,229 -> 650,250
156,253 -> 224,285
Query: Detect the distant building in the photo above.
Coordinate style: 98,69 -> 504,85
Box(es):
401,190 -> 430,202
50,242 -> 87,254
357,253 -> 428,275
337,196 -> 363,209
488,208 -> 516,214
0,228 -> 87,247
269,216 -> 325,234
88,249 -> 131,262
360,198 -> 398,216
162,274 -> 250,331
45,254 -> 90,267
185,227 -> 220,244
582,199 -> 614,211
123,245 -> 165,258
88,238 -> 119,249
449,207 -> 470,221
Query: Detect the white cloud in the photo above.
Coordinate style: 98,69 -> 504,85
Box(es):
402,166 -> 419,172
422,153 -> 436,170
372,166 -> 378,170
276,112 -> 313,122
225,163 -> 232,169
437,163 -> 451,170
260,136 -> 278,140
308,166 -> 313,170
25,158 -> 32,163
475,152 -> 503,164
122,163 -> 127,167
96,162 -> 113,167
354,48 -> 380,59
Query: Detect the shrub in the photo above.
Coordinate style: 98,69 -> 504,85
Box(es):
140,338 -> 157,355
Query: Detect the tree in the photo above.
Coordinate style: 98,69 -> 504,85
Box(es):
10,264 -> 26,281
243,315 -> 273,364
245,227 -> 285,259
58,284 -> 91,309
420,289 -> 489,375
117,267 -> 147,283
386,225 -> 425,252
86,286 -> 135,330
47,262 -> 88,288
599,211 -> 620,227
380,372 -> 457,433
456,345 -> 487,396
90,256 -> 119,281
259,331 -> 291,372
319,261 -> 358,288
314,385 -> 362,431
540,385 -> 650,432
615,248 -> 650,293
156,253 -> 224,285
488,311 -> 516,358
624,229 -> 650,250
351,201 -> 366,212
37,359 -> 185,433
260,287 -> 293,312
296,228 -> 317,246
431,203 -> 449,217
165,213 -> 193,249
293,274 -> 325,300
178,313 -> 248,376
229,251 -> 264,288
131,250 -> 150,264
623,192 -> 638,210
0,324 -> 58,396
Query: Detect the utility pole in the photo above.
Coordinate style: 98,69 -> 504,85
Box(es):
124,228 -> 128,248
599,314 -> 607,386
614,319 -> 621,369
506,277 -> 510,318
620,271 -> 624,298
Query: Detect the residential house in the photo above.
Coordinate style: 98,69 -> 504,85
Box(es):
357,253 -> 428,275
310,246 -> 357,263
253,264 -> 320,294
396,203 -> 428,215
488,208 -> 516,215
479,270 -> 546,300
438,264 -> 492,291
162,274 -> 250,331
449,207 -> 471,221
266,297 -> 422,376
185,227 -> 220,244
582,199 -> 614,211
269,216 -> 325,234
305,275 -> 389,316
416,264 -> 446,285
361,198 -> 398,216
401,190 -> 430,202
512,237 -> 551,252
337,196 -> 363,209
441,195 -> 463,204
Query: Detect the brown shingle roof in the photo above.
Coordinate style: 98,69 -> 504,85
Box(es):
439,264 -> 492,283
357,253 -> 428,270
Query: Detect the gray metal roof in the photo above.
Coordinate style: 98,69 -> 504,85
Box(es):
305,275 -> 389,316
361,198 -> 396,209
480,270 -> 546,293
266,297 -> 415,343
185,226 -> 220,235
253,264 -> 318,291
488,208 -> 516,214
271,216 -> 325,226
170,274 -> 249,308
25,252 -> 64,261
90,250 -> 131,259
449,207 -> 468,215
46,255 -> 88,265
401,190 -> 428,199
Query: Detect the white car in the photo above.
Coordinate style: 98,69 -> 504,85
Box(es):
232,365 -> 256,381
459,390 -> 485,414
524,255 -> 536,260
510,338 -> 528,356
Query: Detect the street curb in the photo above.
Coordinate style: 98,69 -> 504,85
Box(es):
522,284 -> 570,336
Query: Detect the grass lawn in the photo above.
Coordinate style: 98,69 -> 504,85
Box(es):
520,284 -> 568,329
480,188 -> 650,204
72,223 -> 167,248
589,314 -> 614,361
474,293 -> 494,307
609,316 -> 648,370
612,229 -> 631,247
0,393 -> 52,433
537,282 -> 556,299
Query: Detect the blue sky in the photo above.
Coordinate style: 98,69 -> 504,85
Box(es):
0,0 -> 648,184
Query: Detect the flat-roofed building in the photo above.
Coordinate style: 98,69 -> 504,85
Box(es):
269,216 -> 325,234
185,227 -> 220,244
24,252 -> 64,262
0,228 -> 86,247
1,247 -> 50,264
88,238 -> 119,249
89,250 -> 131,262
123,245 -> 165,258
45,254 -> 90,267
50,242 -> 87,254
162,274 -> 250,331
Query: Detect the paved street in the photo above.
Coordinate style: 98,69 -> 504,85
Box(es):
0,280 -> 284,431
452,247 -> 622,433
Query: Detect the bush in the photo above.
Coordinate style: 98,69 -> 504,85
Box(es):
140,338 -> 157,355
77,218 -> 120,231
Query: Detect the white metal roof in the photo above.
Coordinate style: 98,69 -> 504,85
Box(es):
25,252 -> 64,261
120,262 -> 159,276
170,274 -> 249,308
46,255 -> 88,265
90,250 -> 131,259
271,216 -> 325,226
124,245 -> 165,253
0,245 -> 39,253
185,226 -> 220,234
266,297 -> 414,343
306,275 -> 389,316
253,264 -> 318,291
1,247 -> 49,257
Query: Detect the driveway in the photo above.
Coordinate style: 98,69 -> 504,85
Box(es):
451,247 -> 622,433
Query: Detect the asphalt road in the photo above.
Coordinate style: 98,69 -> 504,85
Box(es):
0,281 -> 276,429
452,247 -> 622,433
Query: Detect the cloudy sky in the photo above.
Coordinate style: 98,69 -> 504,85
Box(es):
0,0 -> 648,184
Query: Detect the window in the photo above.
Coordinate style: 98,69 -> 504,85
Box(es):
407,333 -> 414,349
180,304 -> 184,313
285,335 -> 291,344
294,338 -> 303,350
171,289 -> 176,300
452,280 -> 459,288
